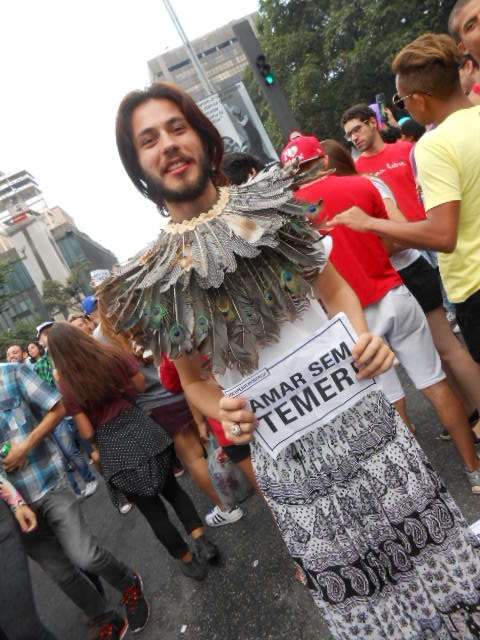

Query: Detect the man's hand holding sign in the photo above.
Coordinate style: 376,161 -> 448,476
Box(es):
220,314 -> 393,455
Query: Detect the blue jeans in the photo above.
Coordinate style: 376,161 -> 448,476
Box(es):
53,418 -> 95,494
23,477 -> 134,621
0,502 -> 57,639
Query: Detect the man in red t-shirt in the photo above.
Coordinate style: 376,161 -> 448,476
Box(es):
345,110 -> 425,222
281,131 -> 447,434
296,171 -> 402,309
340,104 -> 445,318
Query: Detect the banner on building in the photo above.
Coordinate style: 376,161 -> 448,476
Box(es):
198,82 -> 277,164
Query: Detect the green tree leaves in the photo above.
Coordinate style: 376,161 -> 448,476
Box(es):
42,259 -> 92,316
0,260 -> 14,312
254,0 -> 457,143
42,279 -> 70,317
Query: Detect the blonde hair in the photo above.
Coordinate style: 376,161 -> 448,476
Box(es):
392,33 -> 462,97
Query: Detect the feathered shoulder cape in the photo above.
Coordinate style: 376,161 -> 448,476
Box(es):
98,163 -> 327,375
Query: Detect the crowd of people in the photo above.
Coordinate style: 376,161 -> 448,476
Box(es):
2,1 -> 480,638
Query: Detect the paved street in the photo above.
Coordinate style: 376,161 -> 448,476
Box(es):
31,369 -> 480,640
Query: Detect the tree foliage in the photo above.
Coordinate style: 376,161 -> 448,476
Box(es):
255,0 -> 457,142
42,279 -> 70,317
0,260 -> 14,312
64,260 -> 92,304
42,260 -> 92,317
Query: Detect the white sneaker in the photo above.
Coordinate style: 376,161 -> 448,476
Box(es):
118,496 -> 133,515
205,505 -> 243,527
81,480 -> 98,498
466,468 -> 480,494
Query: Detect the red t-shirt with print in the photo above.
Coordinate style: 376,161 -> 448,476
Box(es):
295,174 -> 402,308
355,140 -> 426,221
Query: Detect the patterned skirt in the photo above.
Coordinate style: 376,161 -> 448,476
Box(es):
251,390 -> 480,639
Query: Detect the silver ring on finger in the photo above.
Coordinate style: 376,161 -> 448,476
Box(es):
230,423 -> 243,437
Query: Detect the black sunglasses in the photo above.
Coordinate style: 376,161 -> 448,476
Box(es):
392,91 -> 433,110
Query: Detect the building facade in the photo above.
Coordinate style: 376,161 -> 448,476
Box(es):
147,13 -> 257,102
0,170 -> 117,330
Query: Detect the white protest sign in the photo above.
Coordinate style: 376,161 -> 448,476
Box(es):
225,313 -> 379,458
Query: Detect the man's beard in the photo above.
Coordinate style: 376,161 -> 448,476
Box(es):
144,154 -> 212,205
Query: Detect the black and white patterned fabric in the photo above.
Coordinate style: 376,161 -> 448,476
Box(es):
96,405 -> 172,503
252,390 -> 480,639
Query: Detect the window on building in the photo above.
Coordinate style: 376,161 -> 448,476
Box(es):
56,234 -> 85,268
7,260 -> 34,293
8,290 -> 37,321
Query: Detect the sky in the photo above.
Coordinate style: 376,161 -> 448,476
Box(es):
0,0 -> 258,262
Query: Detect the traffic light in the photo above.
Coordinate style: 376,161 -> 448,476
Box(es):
233,20 -> 299,138
256,54 -> 275,86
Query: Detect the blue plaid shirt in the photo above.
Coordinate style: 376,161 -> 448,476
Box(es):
0,363 -> 64,503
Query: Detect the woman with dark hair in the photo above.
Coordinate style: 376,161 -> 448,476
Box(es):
47,322 -> 219,581
319,139 -> 357,176
132,343 -> 244,527
26,340 -> 44,366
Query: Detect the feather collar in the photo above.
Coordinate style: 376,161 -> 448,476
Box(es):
98,163 -> 327,375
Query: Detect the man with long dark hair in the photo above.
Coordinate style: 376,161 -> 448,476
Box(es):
115,81 -> 227,214
96,80 -> 480,637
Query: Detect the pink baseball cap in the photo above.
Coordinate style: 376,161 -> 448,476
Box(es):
281,130 -> 324,165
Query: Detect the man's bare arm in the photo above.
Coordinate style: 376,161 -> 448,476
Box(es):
327,201 -> 460,253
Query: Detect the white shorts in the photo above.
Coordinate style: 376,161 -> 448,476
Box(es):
364,285 -> 445,403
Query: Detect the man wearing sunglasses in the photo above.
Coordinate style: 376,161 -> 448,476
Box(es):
334,33 -> 480,369
339,77 -> 480,444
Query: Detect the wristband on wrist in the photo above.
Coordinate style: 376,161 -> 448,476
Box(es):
12,499 -> 26,513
